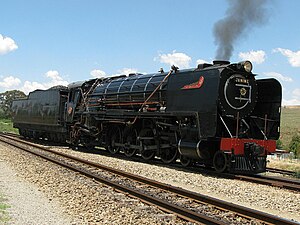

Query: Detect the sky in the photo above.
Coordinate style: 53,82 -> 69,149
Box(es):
0,0 -> 300,105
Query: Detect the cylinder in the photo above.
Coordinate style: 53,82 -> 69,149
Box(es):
178,140 -> 202,159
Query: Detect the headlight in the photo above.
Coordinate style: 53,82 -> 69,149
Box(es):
238,61 -> 253,73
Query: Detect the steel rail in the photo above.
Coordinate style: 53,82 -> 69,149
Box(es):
254,174 -> 300,185
0,135 -> 224,225
0,134 -> 299,225
233,174 -> 300,192
266,167 -> 296,176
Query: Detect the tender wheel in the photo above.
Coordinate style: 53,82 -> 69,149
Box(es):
123,127 -> 138,157
213,151 -> 228,173
52,133 -> 59,142
32,131 -> 41,140
139,128 -> 156,161
107,126 -> 122,154
47,133 -> 54,142
19,129 -> 25,137
161,147 -> 178,164
180,155 -> 192,167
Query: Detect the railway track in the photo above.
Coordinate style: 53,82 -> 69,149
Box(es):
0,133 -> 299,225
2,132 -> 300,193
266,167 -> 296,176
232,173 -> 300,192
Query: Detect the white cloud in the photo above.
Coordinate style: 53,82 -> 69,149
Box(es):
263,72 -> 293,82
292,88 -> 300,97
0,71 -> 68,94
196,59 -> 210,64
20,70 -> 68,94
238,50 -> 266,64
273,48 -> 300,67
90,69 -> 106,78
0,76 -> 21,89
282,88 -> 300,106
45,70 -> 68,87
155,51 -> 191,69
282,98 -> 300,106
0,34 -> 18,55
21,81 -> 47,94
45,70 -> 63,81
117,68 -> 139,75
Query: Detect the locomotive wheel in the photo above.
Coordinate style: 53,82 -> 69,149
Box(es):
180,155 -> 192,167
81,137 -> 95,151
161,147 -> 178,164
123,128 -> 138,157
107,126 -> 122,154
140,128 -> 156,161
213,151 -> 228,173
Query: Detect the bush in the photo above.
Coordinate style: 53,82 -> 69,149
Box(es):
289,134 -> 300,159
276,139 -> 283,149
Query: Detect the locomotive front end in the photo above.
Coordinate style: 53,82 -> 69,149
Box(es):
215,61 -> 282,173
218,60 -> 257,119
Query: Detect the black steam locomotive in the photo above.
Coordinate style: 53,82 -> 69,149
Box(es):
12,60 -> 282,173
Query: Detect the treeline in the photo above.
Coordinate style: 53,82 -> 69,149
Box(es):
0,90 -> 26,119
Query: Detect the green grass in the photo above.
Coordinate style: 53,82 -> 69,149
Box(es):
0,195 -> 10,224
280,107 -> 300,149
0,118 -> 18,134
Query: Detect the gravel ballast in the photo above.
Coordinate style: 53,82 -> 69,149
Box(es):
0,160 -> 72,225
1,140 -> 300,224
51,146 -> 300,223
0,142 -> 185,224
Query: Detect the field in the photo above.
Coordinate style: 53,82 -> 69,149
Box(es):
0,119 -> 18,134
268,158 -> 300,172
280,106 -> 300,149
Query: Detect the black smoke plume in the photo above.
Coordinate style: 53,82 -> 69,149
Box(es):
213,0 -> 270,60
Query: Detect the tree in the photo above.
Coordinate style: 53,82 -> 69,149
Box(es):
289,134 -> 300,159
0,90 -> 26,118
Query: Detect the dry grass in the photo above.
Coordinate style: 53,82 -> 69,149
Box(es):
280,107 -> 300,149
268,158 -> 300,172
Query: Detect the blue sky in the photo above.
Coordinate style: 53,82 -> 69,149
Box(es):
0,0 -> 300,105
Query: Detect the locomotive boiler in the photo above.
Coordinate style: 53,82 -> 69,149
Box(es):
12,60 -> 282,173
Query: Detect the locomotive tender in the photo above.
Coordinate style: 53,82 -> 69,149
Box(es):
12,60 -> 282,173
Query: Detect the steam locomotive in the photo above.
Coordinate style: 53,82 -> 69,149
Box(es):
12,60 -> 282,173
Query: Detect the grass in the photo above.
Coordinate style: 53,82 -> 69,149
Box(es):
280,107 -> 300,149
0,194 -> 10,224
0,118 -> 18,134
268,158 -> 300,171
268,158 -> 300,178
